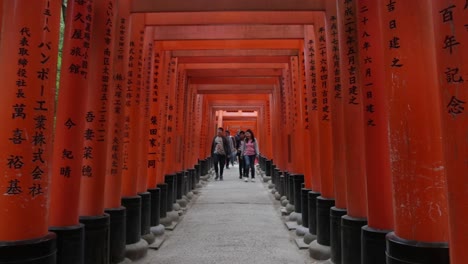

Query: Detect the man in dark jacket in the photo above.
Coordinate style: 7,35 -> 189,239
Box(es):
211,127 -> 231,180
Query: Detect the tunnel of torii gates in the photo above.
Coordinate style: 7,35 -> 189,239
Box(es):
0,0 -> 466,264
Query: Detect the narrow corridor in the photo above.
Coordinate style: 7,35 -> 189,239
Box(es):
134,164 -> 317,264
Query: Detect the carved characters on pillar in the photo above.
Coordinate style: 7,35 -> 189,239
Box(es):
438,3 -> 466,117
359,4 -> 378,127
344,0 -> 360,106
306,39 -> 318,112
318,27 -> 330,122
330,15 -> 342,100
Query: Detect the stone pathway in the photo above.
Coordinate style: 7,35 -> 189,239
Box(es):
133,163 -> 318,264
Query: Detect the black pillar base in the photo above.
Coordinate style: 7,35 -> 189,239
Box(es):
138,192 -> 151,236
79,214 -> 110,264
0,232 -> 57,264
164,174 -> 176,210
362,225 -> 391,264
265,159 -> 272,176
308,191 -> 321,235
105,207 -> 126,264
121,196 -> 142,245
49,224 -> 84,264
341,215 -> 367,264
292,174 -> 305,213
147,188 -> 161,227
175,172 -> 184,200
156,184 -> 168,219
330,206 -> 347,264
316,196 -> 335,246
301,188 -> 311,228
386,232 -> 449,264
279,174 -> 285,197
194,164 -> 200,184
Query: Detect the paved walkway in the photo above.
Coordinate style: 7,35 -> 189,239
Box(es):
134,163 -> 314,264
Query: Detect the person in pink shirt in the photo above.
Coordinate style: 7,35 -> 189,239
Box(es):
240,129 -> 260,182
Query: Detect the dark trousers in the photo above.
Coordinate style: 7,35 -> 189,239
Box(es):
237,153 -> 245,178
243,155 -> 256,178
213,154 -> 226,179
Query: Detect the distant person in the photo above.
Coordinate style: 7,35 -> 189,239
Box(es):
241,129 -> 259,182
224,130 -> 235,169
236,131 -> 246,179
211,127 -> 231,181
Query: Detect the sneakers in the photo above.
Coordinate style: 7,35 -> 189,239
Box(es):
244,177 -> 248,182
251,178 -> 255,182
215,172 -> 219,180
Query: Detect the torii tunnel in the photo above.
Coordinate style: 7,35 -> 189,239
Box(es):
0,0 -> 466,264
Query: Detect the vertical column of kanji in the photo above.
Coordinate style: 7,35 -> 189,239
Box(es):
120,12 -> 147,258
298,44 -> 312,189
77,1 -> 117,262
147,46 -> 162,189
172,65 -> 186,173
290,57 -> 305,174
0,1 -> 60,263
48,1 -> 94,263
264,96 -> 273,158
326,3 -> 348,263
136,25 -> 154,246
337,1 -> 369,263
281,67 -> 293,172
432,3 -> 467,263
103,0 -> 129,263
154,49 -> 168,185
271,81 -> 284,169
356,1 -> 395,263
162,56 -> 178,175
379,1 -> 450,263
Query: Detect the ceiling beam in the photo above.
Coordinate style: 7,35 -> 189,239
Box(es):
152,25 -> 305,40
182,63 -> 287,70
177,56 -> 291,64
186,69 -> 283,77
197,84 -> 273,94
172,49 -> 298,57
189,77 -> 277,85
132,0 -> 325,13
155,39 -> 303,50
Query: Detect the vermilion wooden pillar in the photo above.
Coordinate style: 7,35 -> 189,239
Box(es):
120,12 -> 146,256
326,2 -> 349,263
104,0 -> 130,263
304,25 -> 322,193
337,1 -> 369,263
431,1 -> 467,264
356,1 -> 395,263
147,47 -> 163,189
163,57 -> 178,175
78,0 -> 117,262
136,25 -> 154,245
0,1 -> 60,263
48,1 -> 94,263
380,1 -> 450,263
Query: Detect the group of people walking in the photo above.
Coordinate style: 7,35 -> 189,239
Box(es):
210,127 -> 260,182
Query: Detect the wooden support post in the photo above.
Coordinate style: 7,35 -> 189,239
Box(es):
104,1 -> 130,263
48,1 -> 94,263
431,1 -> 467,263
0,1 -> 60,263
120,12 -> 146,255
78,0 -> 118,262
380,1 -> 450,263
304,25 -> 322,193
337,1 -> 369,263
356,1 -> 395,263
